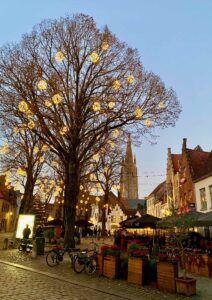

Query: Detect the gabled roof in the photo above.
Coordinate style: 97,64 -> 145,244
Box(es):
187,148 -> 212,179
147,181 -> 166,200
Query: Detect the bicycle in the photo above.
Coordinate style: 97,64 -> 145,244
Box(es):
46,245 -> 80,267
73,242 -> 99,275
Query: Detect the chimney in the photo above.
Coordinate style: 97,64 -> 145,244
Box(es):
182,138 -> 187,151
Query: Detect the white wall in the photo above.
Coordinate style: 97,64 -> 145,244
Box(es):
195,176 -> 212,212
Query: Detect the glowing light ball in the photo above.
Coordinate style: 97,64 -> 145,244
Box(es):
92,102 -> 101,111
13,127 -> 19,134
45,100 -> 52,107
59,126 -> 68,135
112,129 -> 120,138
159,101 -> 165,109
108,101 -> 115,109
92,153 -> 99,161
52,94 -> 62,104
144,118 -> 152,127
127,75 -> 135,84
18,100 -> 29,113
101,42 -> 109,50
28,120 -> 35,130
34,146 -> 39,154
112,80 -> 121,90
37,79 -> 47,90
55,50 -> 65,62
41,144 -> 49,152
16,167 -> 27,177
90,51 -> 99,63
134,107 -> 143,118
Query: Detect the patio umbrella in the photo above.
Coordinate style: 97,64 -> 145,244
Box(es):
45,218 -> 63,226
131,214 -> 161,229
196,211 -> 212,227
75,219 -> 93,227
157,211 -> 203,229
119,216 -> 140,228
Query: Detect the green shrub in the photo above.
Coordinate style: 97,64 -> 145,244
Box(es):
43,229 -> 54,241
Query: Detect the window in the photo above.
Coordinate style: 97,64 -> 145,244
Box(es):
200,188 -> 207,211
209,185 -> 212,208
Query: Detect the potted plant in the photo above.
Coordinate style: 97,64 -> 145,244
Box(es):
158,212 -> 198,296
101,245 -> 120,279
174,234 -> 197,296
127,243 -> 148,285
157,249 -> 179,293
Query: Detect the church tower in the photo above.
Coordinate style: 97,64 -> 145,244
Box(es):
120,135 -> 138,200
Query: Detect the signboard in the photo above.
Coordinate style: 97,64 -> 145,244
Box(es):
16,214 -> 35,239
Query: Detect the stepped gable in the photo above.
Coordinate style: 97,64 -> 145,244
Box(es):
186,148 -> 211,180
171,154 -> 181,173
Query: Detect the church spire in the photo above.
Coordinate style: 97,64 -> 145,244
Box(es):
125,134 -> 133,164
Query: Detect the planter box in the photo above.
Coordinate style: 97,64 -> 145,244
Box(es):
157,262 -> 178,293
97,254 -> 103,276
103,255 -> 119,279
175,277 -> 196,296
128,257 -> 145,285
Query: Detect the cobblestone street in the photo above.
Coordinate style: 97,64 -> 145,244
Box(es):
0,235 -> 211,300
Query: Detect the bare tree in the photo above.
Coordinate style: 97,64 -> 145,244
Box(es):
0,120 -> 49,213
0,14 -> 181,245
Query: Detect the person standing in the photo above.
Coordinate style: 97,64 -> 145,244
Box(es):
22,224 -> 31,239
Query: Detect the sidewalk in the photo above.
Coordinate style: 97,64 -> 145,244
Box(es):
0,233 -> 211,300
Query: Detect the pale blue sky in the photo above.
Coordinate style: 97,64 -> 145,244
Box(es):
0,0 -> 212,197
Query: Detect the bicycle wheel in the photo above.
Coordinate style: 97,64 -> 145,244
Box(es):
46,250 -> 59,267
73,256 -> 86,273
85,258 -> 97,275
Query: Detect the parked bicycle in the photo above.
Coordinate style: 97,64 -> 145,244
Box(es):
46,245 -> 80,267
73,242 -> 99,275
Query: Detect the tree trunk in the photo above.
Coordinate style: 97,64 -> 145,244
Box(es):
63,157 -> 80,247
19,175 -> 34,214
101,189 -> 109,237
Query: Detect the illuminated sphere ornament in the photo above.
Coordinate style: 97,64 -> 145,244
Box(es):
37,79 -> 47,90
92,153 -> 99,161
92,102 -> 101,112
45,100 -> 52,107
95,196 -> 100,202
42,144 -> 49,152
28,120 -> 35,130
144,118 -> 152,127
112,129 -> 120,138
127,75 -> 135,84
108,101 -> 115,109
39,156 -> 45,163
59,126 -> 68,135
18,100 -> 29,113
159,101 -> 165,109
16,167 -> 26,177
34,146 -> 39,154
52,94 -> 62,104
51,160 -> 58,167
90,51 -> 99,63
55,50 -> 65,62
112,80 -> 121,90
134,107 -> 143,119
13,127 -> 19,134
101,41 -> 109,51
0,143 -> 9,154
